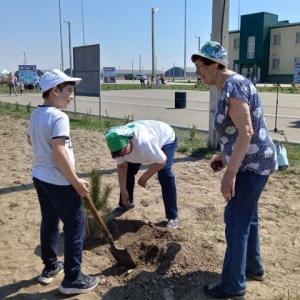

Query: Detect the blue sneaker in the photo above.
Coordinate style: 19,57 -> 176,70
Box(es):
38,261 -> 64,284
58,272 -> 99,295
110,203 -> 135,216
202,283 -> 246,299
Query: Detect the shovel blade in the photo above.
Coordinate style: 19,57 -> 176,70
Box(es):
108,240 -> 136,268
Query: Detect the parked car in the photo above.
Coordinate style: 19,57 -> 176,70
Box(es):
136,74 -> 147,80
124,73 -> 133,80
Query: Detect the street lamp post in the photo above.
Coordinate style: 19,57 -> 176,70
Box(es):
58,0 -> 64,71
139,54 -> 141,74
183,0 -> 186,79
63,20 -> 72,76
195,36 -> 201,51
173,62 -> 175,81
151,7 -> 159,81
81,0 -> 85,45
132,60 -> 134,80
22,51 -> 26,64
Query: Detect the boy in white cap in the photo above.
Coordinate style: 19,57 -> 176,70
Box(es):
27,69 -> 99,295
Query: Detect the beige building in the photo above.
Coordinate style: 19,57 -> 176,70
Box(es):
228,12 -> 300,83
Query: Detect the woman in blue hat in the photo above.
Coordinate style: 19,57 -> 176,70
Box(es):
105,120 -> 179,228
191,41 -> 277,299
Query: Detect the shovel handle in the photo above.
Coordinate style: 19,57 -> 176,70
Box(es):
82,195 -> 113,241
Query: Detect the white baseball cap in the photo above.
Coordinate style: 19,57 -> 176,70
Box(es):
39,69 -> 82,93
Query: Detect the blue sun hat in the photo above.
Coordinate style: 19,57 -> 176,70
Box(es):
191,41 -> 228,67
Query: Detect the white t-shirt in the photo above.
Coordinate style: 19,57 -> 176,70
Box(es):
115,120 -> 175,165
27,105 -> 75,185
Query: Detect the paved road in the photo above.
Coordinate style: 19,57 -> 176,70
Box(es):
1,89 -> 299,142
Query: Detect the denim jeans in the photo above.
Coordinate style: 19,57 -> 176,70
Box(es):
9,83 -> 17,95
119,137 -> 178,219
220,170 -> 269,294
33,178 -> 85,281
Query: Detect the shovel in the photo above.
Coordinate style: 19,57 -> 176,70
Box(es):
82,195 -> 136,268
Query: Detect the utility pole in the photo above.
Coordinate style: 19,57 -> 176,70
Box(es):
58,0 -> 64,71
209,0 -> 230,149
151,7 -> 159,81
139,54 -> 141,74
183,0 -> 187,79
63,20 -> 72,76
195,36 -> 201,51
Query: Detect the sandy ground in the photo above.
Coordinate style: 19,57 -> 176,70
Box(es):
0,115 -> 299,300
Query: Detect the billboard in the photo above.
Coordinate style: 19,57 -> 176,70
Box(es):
294,62 -> 300,84
103,67 -> 116,83
73,44 -> 100,97
18,65 -> 38,85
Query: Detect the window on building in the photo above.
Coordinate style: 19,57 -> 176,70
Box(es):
272,58 -> 280,69
296,32 -> 300,43
295,57 -> 300,63
273,34 -> 281,45
233,39 -> 240,49
247,36 -> 255,59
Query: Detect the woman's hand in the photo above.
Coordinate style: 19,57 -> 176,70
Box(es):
221,170 -> 236,201
210,154 -> 226,173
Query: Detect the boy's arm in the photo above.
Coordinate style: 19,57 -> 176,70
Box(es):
52,138 -> 89,196
117,161 -> 128,193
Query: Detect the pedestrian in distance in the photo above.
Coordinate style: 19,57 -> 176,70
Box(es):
8,72 -> 17,96
140,76 -> 145,87
26,69 -> 99,295
191,41 -> 277,299
252,75 -> 257,87
105,120 -> 180,228
20,81 -> 24,95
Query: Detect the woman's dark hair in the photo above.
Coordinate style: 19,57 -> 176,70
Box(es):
42,81 -> 76,99
198,57 -> 226,70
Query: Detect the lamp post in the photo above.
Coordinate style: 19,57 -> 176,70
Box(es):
139,54 -> 141,74
22,51 -> 26,64
58,0 -> 64,71
63,20 -> 72,76
173,62 -> 175,81
183,0 -> 186,79
195,36 -> 201,51
151,7 -> 159,80
132,60 -> 134,80
81,0 -> 85,45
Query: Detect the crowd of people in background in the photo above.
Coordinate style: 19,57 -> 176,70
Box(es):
6,73 -> 40,95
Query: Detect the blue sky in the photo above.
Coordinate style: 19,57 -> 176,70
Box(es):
1,0 -> 299,73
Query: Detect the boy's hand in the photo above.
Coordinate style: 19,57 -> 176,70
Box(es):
121,189 -> 130,206
74,179 -> 90,197
137,175 -> 148,188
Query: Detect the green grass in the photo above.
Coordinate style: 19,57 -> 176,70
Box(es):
1,101 -> 300,170
1,81 -> 300,93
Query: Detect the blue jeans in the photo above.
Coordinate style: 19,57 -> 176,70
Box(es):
33,178 -> 85,281
9,83 -> 17,95
220,170 -> 269,294
119,137 -> 178,219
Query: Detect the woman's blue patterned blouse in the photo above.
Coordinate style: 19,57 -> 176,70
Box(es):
213,73 -> 277,175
